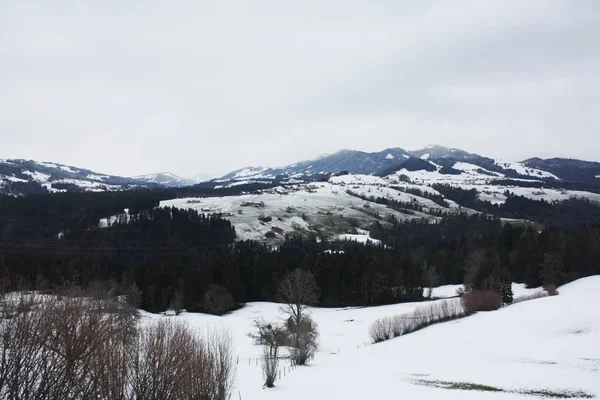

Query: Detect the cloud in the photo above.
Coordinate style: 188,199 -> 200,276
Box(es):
1,0 -> 598,176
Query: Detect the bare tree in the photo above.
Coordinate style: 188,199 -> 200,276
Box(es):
169,289 -> 185,315
540,252 -> 566,289
0,282 -> 236,400
249,320 -> 289,387
277,269 -> 320,365
421,261 -> 439,299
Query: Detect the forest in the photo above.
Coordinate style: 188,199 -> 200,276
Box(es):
1,188 -> 599,314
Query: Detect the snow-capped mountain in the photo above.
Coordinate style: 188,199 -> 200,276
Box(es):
0,159 -> 159,195
133,172 -> 197,187
218,148 -> 412,182
215,145 -> 599,186
522,158 -> 600,185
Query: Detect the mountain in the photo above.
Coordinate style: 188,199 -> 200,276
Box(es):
522,157 -> 600,185
408,144 -> 495,165
134,172 -> 197,187
217,148 -> 412,182
216,145 -> 570,185
0,159 -> 159,195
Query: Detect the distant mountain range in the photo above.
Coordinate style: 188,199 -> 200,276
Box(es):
2,145 -> 600,195
215,145 -> 600,186
0,159 -> 210,195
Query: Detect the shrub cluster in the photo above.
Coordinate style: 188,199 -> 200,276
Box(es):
461,290 -> 502,313
369,299 -> 466,343
512,291 -> 548,304
0,286 -> 235,400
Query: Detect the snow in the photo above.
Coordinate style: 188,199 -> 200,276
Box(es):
22,170 -> 51,182
99,209 -> 131,228
424,283 -> 541,299
156,168 -> 600,244
329,174 -> 387,185
596,175 -> 600,179
161,179 -> 446,242
53,178 -> 121,192
453,162 -> 503,177
86,174 -> 109,181
388,167 -> 600,205
335,233 -> 381,246
233,167 -> 268,178
385,153 -> 395,160
152,276 -> 600,399
35,161 -> 77,173
496,160 -> 560,180
420,153 -> 430,160
6,176 -> 28,182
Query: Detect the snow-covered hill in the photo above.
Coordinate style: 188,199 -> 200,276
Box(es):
215,145 -> 600,187
133,172 -> 197,187
0,159 -> 158,195
145,276 -> 600,399
163,167 -> 600,243
161,175 -> 469,243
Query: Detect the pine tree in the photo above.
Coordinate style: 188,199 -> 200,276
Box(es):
539,252 -> 566,288
500,281 -> 513,305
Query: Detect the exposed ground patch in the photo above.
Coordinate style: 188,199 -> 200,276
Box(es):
412,379 -> 594,398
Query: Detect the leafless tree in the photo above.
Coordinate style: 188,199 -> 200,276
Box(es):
202,284 -> 236,315
277,269 -> 320,365
0,282 -> 236,400
169,289 -> 185,315
249,320 -> 289,387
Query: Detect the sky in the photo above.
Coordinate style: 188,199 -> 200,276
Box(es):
1,1 -> 599,178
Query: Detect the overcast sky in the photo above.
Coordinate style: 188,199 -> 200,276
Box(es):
1,1 -> 599,178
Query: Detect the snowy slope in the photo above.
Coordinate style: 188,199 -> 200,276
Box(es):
160,177 -> 455,242
147,276 -> 600,399
0,159 -> 158,194
161,168 -> 600,243
133,172 -> 197,187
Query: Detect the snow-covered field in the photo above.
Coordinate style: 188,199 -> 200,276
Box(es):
159,168 -> 600,243
161,179 -> 450,242
144,278 -> 600,399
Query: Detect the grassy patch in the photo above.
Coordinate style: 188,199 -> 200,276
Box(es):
522,389 -> 594,399
414,380 -> 503,392
412,380 -> 594,398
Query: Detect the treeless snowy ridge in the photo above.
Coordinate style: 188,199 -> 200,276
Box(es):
145,277 -> 599,399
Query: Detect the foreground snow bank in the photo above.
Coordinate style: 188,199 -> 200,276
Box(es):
148,277 -> 600,399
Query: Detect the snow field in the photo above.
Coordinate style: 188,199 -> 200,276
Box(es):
142,278 -> 599,399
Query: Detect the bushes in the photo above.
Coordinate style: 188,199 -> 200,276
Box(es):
249,320 -> 289,388
369,317 -> 393,343
0,287 -> 236,400
369,299 -> 466,344
202,284 -> 236,315
461,290 -> 502,313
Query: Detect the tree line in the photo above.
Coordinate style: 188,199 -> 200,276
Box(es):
1,191 -> 599,315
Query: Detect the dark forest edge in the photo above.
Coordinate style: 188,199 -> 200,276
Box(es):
1,187 -> 599,315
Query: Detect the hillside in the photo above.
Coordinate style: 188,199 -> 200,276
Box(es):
150,276 -> 600,399
162,169 -> 600,244
0,159 -> 156,194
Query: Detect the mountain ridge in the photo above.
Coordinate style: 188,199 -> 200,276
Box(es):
3,145 -> 600,195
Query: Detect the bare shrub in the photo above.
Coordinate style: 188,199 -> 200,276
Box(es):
130,321 -> 235,400
286,315 -> 319,365
277,269 -> 320,366
462,290 -> 502,314
0,285 -> 236,400
169,289 -> 185,315
369,317 -> 393,343
369,299 -> 467,344
544,284 -> 558,296
512,291 -> 548,304
202,284 -> 235,315
249,320 -> 288,388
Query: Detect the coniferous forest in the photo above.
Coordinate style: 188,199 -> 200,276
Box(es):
1,187 -> 599,314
